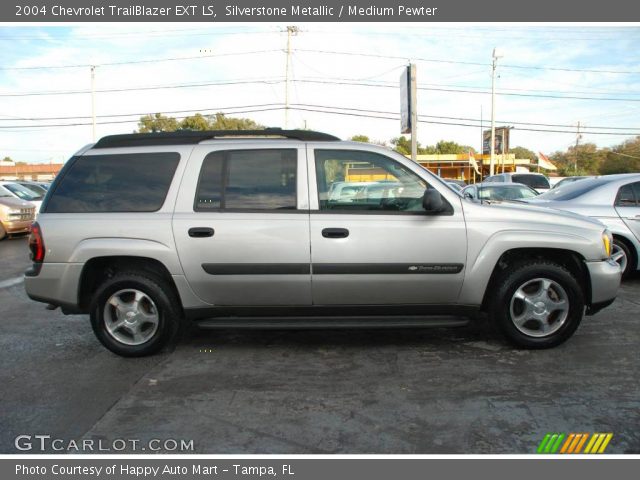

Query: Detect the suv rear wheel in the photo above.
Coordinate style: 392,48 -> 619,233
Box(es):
490,261 -> 585,348
89,272 -> 182,357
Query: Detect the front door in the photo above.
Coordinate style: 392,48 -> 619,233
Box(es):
615,180 -> 640,242
307,147 -> 467,305
173,145 -> 311,306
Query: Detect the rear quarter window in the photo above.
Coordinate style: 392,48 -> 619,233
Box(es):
45,152 -> 180,213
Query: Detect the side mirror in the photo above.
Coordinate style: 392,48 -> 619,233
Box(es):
464,192 -> 474,200
423,189 -> 445,213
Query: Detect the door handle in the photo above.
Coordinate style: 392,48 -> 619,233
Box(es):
322,228 -> 349,239
188,227 -> 214,238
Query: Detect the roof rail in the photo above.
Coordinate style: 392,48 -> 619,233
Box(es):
93,128 -> 340,149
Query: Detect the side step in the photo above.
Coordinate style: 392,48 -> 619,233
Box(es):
195,315 -> 470,329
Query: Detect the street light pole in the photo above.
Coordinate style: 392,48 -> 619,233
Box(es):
489,48 -> 502,176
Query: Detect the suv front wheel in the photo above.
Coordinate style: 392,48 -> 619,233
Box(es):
490,261 -> 585,348
89,272 -> 182,357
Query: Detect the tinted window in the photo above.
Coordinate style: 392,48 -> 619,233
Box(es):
195,149 -> 297,211
537,177 -> 616,201
46,153 -> 180,213
512,174 -> 550,190
315,150 -> 428,212
616,183 -> 638,207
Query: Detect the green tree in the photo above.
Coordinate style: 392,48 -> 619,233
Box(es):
599,136 -> 640,174
137,113 -> 179,133
208,113 -> 262,130
180,113 -> 211,131
510,146 -> 537,162
137,112 -> 263,133
349,135 -> 370,143
434,140 -> 474,154
1,156 -> 14,163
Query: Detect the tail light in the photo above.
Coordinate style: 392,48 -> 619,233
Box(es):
29,222 -> 45,263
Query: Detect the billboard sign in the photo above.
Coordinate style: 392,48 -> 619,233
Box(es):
400,65 -> 412,134
483,127 -> 511,155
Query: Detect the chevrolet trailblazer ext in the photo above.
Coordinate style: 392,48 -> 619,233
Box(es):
25,130 -> 621,357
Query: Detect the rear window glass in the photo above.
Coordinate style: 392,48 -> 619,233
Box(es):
45,153 -> 180,213
512,174 -> 550,189
537,177 -> 616,201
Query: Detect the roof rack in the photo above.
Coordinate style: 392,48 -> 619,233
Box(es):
93,128 -> 340,149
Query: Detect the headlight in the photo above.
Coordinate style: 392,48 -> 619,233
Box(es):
602,230 -> 612,258
7,208 -> 23,215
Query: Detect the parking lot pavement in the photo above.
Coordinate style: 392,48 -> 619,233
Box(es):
1,236 -> 639,454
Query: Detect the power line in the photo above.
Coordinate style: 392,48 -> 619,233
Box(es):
294,48 -> 640,75
2,102 -> 639,132
5,75 -> 640,103
2,103 -> 639,136
0,49 -> 282,71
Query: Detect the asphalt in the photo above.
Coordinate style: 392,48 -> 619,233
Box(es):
1,236 -> 638,454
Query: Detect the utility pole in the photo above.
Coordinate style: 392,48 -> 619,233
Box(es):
489,48 -> 503,176
90,65 -> 96,142
284,26 -> 299,129
574,121 -> 582,172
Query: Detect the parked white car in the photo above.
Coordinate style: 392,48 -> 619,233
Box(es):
527,174 -> 640,277
0,181 -> 43,212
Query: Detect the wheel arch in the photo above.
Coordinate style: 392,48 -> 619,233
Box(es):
77,256 -> 184,314
479,248 -> 591,312
611,233 -> 638,272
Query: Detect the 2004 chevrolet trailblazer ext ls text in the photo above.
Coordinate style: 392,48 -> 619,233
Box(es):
24,129 -> 621,356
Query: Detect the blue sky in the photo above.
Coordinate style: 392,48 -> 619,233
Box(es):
1,24 -> 640,163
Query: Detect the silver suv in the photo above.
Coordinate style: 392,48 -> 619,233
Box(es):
25,129 -> 621,356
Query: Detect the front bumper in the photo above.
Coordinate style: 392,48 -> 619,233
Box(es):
585,258 -> 621,310
3,219 -> 32,235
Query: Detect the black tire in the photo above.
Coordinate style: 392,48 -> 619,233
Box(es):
89,271 -> 183,357
0,222 -> 6,241
612,237 -> 634,279
489,260 -> 585,349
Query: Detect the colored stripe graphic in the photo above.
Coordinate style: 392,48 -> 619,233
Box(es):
538,433 -> 613,454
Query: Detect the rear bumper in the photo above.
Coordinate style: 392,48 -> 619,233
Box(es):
24,262 -> 84,311
585,258 -> 621,309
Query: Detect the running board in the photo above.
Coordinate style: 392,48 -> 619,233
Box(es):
195,315 -> 470,329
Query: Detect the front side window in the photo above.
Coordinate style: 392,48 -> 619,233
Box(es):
195,149 -> 297,211
45,153 -> 180,213
315,150 -> 428,212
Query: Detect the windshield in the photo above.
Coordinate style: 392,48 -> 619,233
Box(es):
0,185 -> 12,198
512,174 -> 550,190
536,177 -> 616,201
2,183 -> 44,201
19,182 -> 47,195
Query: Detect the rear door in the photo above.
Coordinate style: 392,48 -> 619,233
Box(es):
615,181 -> 640,242
173,144 -> 311,306
307,146 -> 467,305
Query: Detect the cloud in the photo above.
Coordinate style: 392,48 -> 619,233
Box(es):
0,24 -> 639,162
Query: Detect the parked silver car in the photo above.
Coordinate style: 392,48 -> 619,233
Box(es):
528,174 -> 640,277
24,129 -> 620,356
484,172 -> 551,193
462,182 -> 539,202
